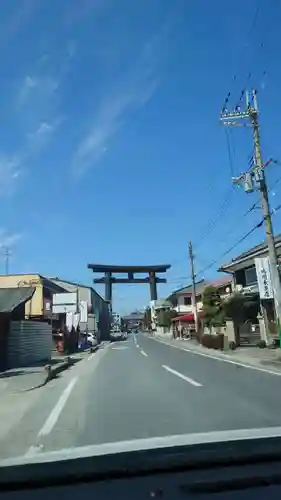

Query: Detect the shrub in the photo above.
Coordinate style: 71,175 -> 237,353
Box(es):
201,333 -> 224,350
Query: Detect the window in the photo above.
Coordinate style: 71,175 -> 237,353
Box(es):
184,297 -> 192,305
245,266 -> 257,285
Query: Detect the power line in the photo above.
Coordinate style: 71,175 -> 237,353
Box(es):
225,128 -> 235,176
194,185 -> 236,249
195,201 -> 281,280
194,143 -> 258,252
196,221 -> 263,278
174,170 -> 281,286
222,0 -> 281,116
222,2 -> 262,108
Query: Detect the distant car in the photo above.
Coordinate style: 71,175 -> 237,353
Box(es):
110,328 -> 122,342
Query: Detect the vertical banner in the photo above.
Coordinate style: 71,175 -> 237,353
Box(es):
254,257 -> 274,300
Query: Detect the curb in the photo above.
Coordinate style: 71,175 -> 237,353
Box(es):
152,335 -> 281,373
44,356 -> 74,385
90,344 -> 99,353
21,347 -> 101,392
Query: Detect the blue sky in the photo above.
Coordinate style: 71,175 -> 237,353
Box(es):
1,0 -> 281,313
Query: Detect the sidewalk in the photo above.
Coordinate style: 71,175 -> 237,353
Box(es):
0,348 -> 93,442
151,333 -> 281,372
0,349 -> 90,395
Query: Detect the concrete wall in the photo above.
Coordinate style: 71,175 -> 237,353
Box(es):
0,274 -> 43,317
91,289 -> 110,341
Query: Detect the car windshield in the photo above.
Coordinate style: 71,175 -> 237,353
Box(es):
1,0 -> 281,473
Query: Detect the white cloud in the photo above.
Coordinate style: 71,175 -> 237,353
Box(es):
26,117 -> 64,151
34,121 -> 54,136
10,52 -> 70,182
17,73 -> 59,107
25,75 -> 38,88
64,0 -> 107,26
72,30 -> 167,175
28,118 -> 61,139
0,0 -> 39,48
0,230 -> 22,249
0,156 -> 22,195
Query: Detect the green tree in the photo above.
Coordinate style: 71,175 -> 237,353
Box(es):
157,308 -> 178,327
143,307 -> 152,329
202,285 -> 225,330
223,293 -> 259,323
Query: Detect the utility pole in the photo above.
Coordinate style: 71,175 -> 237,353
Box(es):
220,89 -> 281,343
189,241 -> 198,334
3,246 -> 11,275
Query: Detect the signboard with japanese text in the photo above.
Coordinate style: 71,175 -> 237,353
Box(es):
254,257 -> 274,299
52,292 -> 78,314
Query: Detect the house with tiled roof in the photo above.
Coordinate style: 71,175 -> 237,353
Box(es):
218,234 -> 281,296
166,276 -> 233,319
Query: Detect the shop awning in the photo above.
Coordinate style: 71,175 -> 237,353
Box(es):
0,287 -> 35,313
172,312 -> 202,322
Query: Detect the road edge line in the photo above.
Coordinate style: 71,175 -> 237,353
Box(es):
148,336 -> 281,377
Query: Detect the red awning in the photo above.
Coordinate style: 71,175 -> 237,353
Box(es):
172,312 -> 202,322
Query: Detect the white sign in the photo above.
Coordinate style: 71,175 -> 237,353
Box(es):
79,301 -> 88,322
254,257 -> 274,299
52,292 -> 77,314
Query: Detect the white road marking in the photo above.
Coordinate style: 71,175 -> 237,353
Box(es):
140,349 -> 148,357
162,365 -> 202,386
25,444 -> 43,457
111,346 -> 128,350
150,337 -> 281,377
38,377 -> 78,437
135,344 -> 139,348
88,353 -> 95,360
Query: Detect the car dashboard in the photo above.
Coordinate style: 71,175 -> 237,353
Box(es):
1,431 -> 281,499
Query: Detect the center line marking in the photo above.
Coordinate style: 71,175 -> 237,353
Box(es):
38,377 -> 78,436
140,349 -> 148,357
162,365 -> 202,387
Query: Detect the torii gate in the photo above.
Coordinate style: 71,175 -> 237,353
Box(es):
87,264 -> 171,308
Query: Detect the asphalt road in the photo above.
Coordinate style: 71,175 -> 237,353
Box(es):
1,332 -> 281,459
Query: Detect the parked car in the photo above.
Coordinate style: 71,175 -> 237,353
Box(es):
87,332 -> 98,347
121,331 -> 128,340
110,328 -> 122,342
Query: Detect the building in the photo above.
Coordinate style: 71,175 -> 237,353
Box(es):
150,299 -> 172,330
0,274 -> 66,320
219,235 -> 281,341
49,278 -> 110,341
111,312 -> 121,327
0,287 -> 52,370
167,277 -> 233,317
123,312 -> 144,329
219,234 -> 281,294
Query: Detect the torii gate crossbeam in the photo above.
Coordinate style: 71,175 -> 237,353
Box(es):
87,264 -> 171,305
